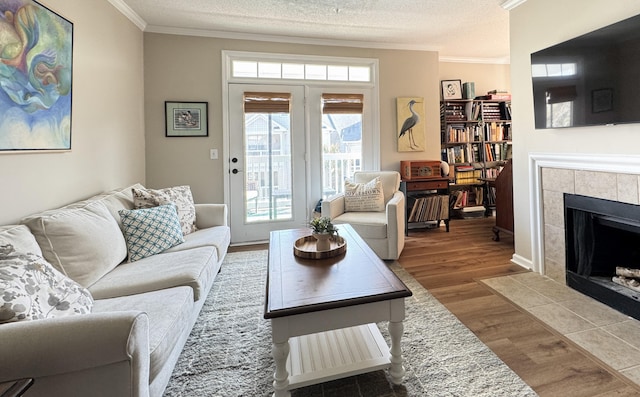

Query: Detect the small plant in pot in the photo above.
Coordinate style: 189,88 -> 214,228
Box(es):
309,216 -> 338,251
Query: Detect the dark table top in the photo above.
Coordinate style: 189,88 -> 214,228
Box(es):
264,224 -> 412,319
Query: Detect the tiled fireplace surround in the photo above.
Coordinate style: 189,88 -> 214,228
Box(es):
537,154 -> 640,283
485,153 -> 640,387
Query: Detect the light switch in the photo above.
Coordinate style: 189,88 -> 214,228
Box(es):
210,149 -> 218,160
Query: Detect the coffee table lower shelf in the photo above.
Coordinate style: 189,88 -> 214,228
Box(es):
286,323 -> 390,390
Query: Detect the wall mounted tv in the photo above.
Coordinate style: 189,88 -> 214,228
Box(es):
531,13 -> 640,129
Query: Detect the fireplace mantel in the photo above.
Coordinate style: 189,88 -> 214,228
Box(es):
529,153 -> 640,279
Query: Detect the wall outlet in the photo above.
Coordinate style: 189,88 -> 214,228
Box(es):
210,149 -> 218,160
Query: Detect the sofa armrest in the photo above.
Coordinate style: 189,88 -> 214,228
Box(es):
0,311 -> 150,394
321,194 -> 346,220
195,203 -> 228,228
385,191 -> 405,259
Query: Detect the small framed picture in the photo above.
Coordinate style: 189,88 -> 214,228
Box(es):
592,88 -> 613,113
441,80 -> 463,100
165,101 -> 209,137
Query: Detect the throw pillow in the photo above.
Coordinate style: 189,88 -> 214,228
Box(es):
132,185 -> 197,235
0,244 -> 94,324
119,204 -> 185,262
344,176 -> 385,212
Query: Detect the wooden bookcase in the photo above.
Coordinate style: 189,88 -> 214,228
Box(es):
440,98 -> 512,216
400,178 -> 450,235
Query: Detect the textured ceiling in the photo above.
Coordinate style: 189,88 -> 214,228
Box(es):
118,0 -> 511,62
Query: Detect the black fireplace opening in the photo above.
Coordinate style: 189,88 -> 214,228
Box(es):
565,193 -> 640,320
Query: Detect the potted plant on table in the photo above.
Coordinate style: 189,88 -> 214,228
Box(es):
309,216 -> 339,251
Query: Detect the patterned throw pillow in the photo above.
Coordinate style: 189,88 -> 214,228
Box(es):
0,244 -> 94,324
344,176 -> 385,212
119,204 -> 185,262
132,185 -> 197,235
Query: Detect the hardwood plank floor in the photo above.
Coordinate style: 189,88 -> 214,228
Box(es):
401,217 -> 640,397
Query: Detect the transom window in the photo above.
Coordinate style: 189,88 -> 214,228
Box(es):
229,54 -> 372,83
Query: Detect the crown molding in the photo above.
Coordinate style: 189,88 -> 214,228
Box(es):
439,55 -> 510,65
144,24 -> 444,52
500,0 -> 528,10
107,0 -> 146,30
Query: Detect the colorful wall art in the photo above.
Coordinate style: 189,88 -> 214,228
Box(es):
0,0 -> 73,152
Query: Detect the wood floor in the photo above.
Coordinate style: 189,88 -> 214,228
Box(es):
401,217 -> 640,397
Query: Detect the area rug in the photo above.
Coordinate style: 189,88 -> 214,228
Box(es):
164,250 -> 537,396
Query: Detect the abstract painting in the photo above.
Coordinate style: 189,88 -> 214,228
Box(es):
0,0 -> 73,152
397,97 -> 425,152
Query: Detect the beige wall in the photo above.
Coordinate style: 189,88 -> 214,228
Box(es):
439,62 -> 511,98
510,1 -> 640,266
143,34 -> 445,205
0,0 -> 145,224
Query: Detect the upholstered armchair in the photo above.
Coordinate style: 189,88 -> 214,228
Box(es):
321,171 -> 405,260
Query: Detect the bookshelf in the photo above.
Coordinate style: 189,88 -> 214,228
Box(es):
440,97 -> 512,216
400,178 -> 450,235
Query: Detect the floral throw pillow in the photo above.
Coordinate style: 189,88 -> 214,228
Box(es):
132,185 -> 197,235
119,203 -> 185,262
0,244 -> 94,324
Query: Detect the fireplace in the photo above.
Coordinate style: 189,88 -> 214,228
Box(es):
565,193 -> 640,320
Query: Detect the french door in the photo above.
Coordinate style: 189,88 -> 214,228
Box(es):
228,84 -> 307,243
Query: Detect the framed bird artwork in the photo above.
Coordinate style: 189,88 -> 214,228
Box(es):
396,97 -> 425,152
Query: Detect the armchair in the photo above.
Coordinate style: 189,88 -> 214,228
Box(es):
321,171 -> 405,260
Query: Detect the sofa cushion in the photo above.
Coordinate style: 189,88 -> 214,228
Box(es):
21,200 -> 128,288
84,183 -> 143,228
331,211 -> 388,239
164,225 -> 230,263
0,244 -> 93,324
119,204 -> 185,262
344,176 -> 385,212
92,286 -> 194,383
132,185 -> 197,235
0,225 -> 42,256
88,247 -> 218,301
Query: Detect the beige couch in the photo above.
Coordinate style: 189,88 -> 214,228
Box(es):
0,184 -> 230,397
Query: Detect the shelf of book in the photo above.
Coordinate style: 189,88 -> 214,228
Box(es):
400,178 -> 450,234
441,95 -> 512,217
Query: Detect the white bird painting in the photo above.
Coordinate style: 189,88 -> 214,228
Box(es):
397,97 -> 425,152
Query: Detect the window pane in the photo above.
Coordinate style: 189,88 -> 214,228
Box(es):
282,63 -> 304,79
327,65 -> 349,81
349,66 -> 370,82
233,60 -> 258,78
321,113 -> 362,198
546,64 -> 562,77
245,113 -> 293,222
547,102 -> 573,128
562,63 -> 577,76
258,62 -> 281,79
531,64 -> 547,77
306,64 -> 327,80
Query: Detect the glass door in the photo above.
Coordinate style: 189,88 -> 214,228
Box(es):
228,84 -> 307,243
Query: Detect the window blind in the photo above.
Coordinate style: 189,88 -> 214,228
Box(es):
243,92 -> 291,113
322,93 -> 364,114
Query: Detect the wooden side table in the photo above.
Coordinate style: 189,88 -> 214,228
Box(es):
400,177 -> 450,235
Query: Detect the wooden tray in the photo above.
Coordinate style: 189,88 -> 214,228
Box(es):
293,235 -> 347,259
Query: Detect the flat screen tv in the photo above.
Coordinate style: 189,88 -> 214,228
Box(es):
531,14 -> 640,129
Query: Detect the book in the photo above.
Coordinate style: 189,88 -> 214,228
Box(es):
461,205 -> 485,212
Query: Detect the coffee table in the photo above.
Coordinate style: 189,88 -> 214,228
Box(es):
264,224 -> 412,397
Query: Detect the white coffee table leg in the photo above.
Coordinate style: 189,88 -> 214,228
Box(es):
272,340 -> 290,397
388,320 -> 405,384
